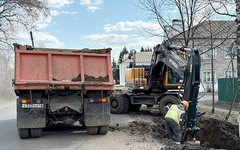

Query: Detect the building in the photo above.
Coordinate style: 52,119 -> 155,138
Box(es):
119,52 -> 152,86
168,20 -> 237,92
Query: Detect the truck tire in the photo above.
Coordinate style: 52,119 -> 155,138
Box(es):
110,94 -> 128,114
159,95 -> 179,115
98,125 -> 109,135
129,104 -> 141,112
18,128 -> 29,139
30,128 -> 42,138
86,126 -> 98,135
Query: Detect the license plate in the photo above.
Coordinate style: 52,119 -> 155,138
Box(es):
22,104 -> 44,108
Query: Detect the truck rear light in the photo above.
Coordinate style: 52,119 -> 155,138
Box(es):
21,99 -> 32,104
97,99 -> 107,103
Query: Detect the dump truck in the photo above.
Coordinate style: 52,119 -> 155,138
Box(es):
13,44 -> 114,139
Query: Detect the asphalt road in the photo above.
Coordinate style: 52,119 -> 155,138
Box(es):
0,101 -> 165,150
0,101 -> 125,150
0,93 -> 219,150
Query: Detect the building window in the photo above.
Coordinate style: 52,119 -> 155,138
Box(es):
224,70 -> 237,78
203,71 -> 216,82
224,46 -> 237,58
201,47 -> 217,59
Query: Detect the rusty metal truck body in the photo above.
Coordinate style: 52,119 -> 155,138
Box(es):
13,44 -> 114,138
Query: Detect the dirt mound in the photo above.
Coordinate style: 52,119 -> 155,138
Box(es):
110,115 -> 240,150
151,117 -> 167,139
162,142 -> 210,150
196,117 -> 240,150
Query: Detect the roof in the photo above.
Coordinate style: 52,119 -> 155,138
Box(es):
170,20 -> 236,41
123,52 -> 153,63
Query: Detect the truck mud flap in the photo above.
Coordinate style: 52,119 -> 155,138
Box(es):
84,101 -> 110,127
17,99 -> 46,128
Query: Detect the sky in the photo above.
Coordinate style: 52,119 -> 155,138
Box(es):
18,0 -> 162,60
17,0 -> 236,60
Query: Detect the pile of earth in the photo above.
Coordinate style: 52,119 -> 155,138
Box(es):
162,142 -> 211,150
196,117 -> 240,150
110,116 -> 240,150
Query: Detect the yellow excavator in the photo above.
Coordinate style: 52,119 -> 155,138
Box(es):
111,42 -> 188,115
110,41 -> 201,142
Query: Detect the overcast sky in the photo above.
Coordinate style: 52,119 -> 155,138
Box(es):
17,0 -> 163,59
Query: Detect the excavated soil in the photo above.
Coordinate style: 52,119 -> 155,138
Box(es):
110,115 -> 240,150
196,117 -> 240,150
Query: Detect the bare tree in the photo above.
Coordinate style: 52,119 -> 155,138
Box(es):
0,0 -> 49,101
138,0 -> 234,47
0,0 -> 49,49
139,0 -> 237,114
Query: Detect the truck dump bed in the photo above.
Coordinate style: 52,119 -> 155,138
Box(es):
14,44 -> 114,92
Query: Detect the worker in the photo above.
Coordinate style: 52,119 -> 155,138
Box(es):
165,100 -> 189,144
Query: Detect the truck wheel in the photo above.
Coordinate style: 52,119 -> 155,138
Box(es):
86,126 -> 98,135
159,95 -> 179,115
98,125 -> 109,135
129,104 -> 141,112
110,94 -> 128,114
18,128 -> 29,139
30,128 -> 42,138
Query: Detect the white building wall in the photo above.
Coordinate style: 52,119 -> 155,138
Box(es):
119,62 -> 129,86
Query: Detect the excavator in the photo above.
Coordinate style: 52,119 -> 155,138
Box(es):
110,41 -> 201,142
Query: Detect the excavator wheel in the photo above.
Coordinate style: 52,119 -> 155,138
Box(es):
159,95 -> 179,115
110,94 -> 129,114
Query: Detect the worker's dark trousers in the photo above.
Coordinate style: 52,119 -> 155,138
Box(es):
165,117 -> 181,142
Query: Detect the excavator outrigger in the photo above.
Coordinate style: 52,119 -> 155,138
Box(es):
110,42 -> 201,141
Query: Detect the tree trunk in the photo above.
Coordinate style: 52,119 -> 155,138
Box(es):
237,1 -> 240,108
211,48 -> 215,114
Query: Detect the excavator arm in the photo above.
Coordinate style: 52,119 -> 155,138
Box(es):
149,42 -> 201,142
182,48 -> 201,142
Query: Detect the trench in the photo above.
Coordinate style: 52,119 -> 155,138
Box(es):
196,117 -> 240,150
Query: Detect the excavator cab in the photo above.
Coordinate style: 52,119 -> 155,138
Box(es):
125,43 -> 186,92
163,67 -> 182,89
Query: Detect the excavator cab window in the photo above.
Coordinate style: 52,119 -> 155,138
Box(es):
167,69 -> 182,84
163,67 -> 182,89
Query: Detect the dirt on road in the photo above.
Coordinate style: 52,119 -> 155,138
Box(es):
110,112 -> 240,150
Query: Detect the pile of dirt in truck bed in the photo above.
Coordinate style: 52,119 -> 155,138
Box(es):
84,74 -> 109,82
33,47 -> 112,54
